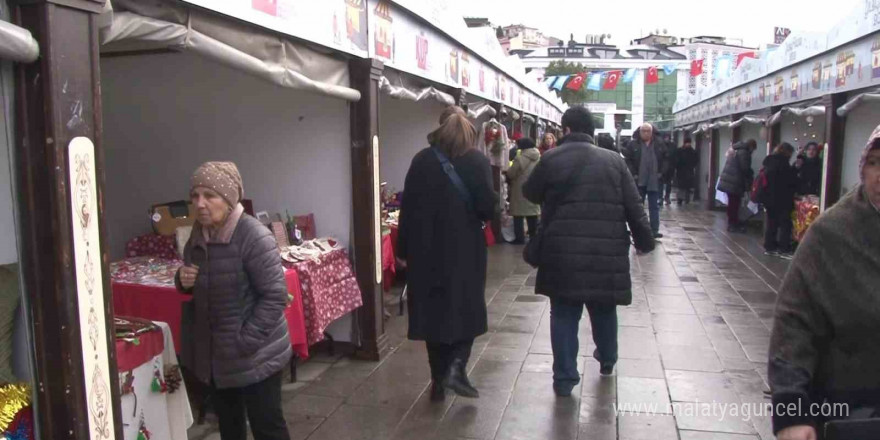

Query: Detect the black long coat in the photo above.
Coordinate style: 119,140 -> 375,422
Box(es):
763,154 -> 798,211
523,133 -> 655,305
397,146 -> 497,343
673,146 -> 699,190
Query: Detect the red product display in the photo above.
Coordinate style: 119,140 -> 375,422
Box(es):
288,249 -> 364,345
116,324 -> 165,372
126,234 -> 178,260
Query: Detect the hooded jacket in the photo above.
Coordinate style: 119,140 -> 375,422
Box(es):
718,142 -> 755,196
763,153 -> 799,211
768,126 -> 880,434
506,147 -> 541,217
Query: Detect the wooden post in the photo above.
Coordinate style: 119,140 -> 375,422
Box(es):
707,127 -> 720,210
12,0 -> 124,438
488,102 -> 503,239
349,58 -> 388,361
767,106 -> 783,154
821,93 -> 847,210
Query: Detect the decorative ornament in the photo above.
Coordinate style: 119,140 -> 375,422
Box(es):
0,384 -> 31,433
136,412 -> 151,440
4,406 -> 33,440
120,371 -> 138,417
151,361 -> 167,394
163,365 -> 182,394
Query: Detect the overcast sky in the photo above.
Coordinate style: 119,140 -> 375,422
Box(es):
459,0 -> 861,48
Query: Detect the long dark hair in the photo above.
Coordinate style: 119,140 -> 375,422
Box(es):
428,106 -> 477,158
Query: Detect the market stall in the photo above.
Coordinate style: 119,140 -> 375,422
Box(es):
839,88 -> 880,197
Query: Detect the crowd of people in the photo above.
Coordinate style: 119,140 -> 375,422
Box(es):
172,100 -> 878,439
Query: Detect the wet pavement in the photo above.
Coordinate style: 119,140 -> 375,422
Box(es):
189,203 -> 792,440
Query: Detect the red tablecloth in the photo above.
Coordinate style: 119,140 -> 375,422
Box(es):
112,266 -> 309,359
289,249 -> 363,345
382,233 -> 395,292
116,325 -> 165,372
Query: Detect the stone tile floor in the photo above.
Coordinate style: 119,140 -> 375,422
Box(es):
188,204 -> 792,440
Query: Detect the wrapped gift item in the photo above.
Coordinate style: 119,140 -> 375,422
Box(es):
127,234 -> 178,260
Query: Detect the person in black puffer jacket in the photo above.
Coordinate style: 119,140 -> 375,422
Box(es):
762,143 -> 799,258
523,106 -> 654,397
177,162 -> 291,440
718,139 -> 758,232
798,142 -> 823,195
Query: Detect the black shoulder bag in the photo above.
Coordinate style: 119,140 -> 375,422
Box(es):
432,147 -> 482,225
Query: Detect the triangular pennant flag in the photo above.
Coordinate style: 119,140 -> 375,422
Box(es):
691,59 -> 704,77
543,76 -> 556,87
646,66 -> 659,84
603,71 -> 622,90
623,68 -> 637,83
663,64 -> 676,75
736,51 -> 756,68
566,73 -> 586,91
552,75 -> 569,90
587,72 -> 603,91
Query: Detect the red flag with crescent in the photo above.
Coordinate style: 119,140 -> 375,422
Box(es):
603,71 -> 622,90
646,66 -> 659,84
566,72 -> 587,91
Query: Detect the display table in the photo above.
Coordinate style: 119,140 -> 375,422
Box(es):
793,196 -> 821,242
286,249 -> 363,345
382,233 -> 395,292
111,257 -> 309,359
116,320 -> 192,440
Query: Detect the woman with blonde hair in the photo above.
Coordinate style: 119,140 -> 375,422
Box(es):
539,132 -> 557,155
397,106 -> 497,402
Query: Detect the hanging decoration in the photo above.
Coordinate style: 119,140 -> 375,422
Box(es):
603,71 -> 622,90
552,75 -> 568,90
736,51 -> 757,68
3,406 -> 32,440
0,383 -> 33,440
150,359 -> 167,394
163,365 -> 182,394
136,412 -> 151,440
565,73 -> 586,91
646,66 -> 659,84
691,59 -> 704,77
663,64 -> 677,75
623,68 -> 637,83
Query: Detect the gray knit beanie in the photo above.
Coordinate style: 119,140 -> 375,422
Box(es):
190,161 -> 244,207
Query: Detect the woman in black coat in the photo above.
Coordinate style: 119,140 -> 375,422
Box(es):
762,143 -> 799,258
397,106 -> 496,402
798,142 -> 823,195
673,138 -> 699,205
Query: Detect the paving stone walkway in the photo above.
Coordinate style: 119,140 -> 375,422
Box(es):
189,204 -> 793,440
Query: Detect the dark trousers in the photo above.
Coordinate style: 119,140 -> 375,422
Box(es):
764,206 -> 793,253
677,187 -> 693,204
426,339 -> 474,383
726,193 -> 743,227
550,298 -> 618,389
638,187 -> 661,234
213,371 -> 290,440
661,181 -> 673,202
513,216 -> 538,243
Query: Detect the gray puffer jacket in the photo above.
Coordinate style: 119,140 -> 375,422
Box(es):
177,210 -> 291,389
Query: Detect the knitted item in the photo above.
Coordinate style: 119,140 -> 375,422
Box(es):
190,161 -> 244,207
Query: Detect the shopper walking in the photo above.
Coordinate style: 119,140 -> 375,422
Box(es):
624,123 -> 665,238
674,138 -> 699,205
523,106 -> 655,396
539,132 -> 557,155
768,125 -> 880,440
762,143 -> 799,259
397,106 -> 496,402
798,142 -> 823,196
176,162 -> 291,440
660,134 -> 676,205
718,139 -> 758,232
505,138 -> 541,244
596,132 -> 620,154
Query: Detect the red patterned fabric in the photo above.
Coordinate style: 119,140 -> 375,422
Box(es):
126,234 -> 178,260
382,233 -> 396,292
115,324 -> 165,372
290,249 -> 363,345
112,259 -> 309,359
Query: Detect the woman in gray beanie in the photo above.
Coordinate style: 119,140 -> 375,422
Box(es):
768,126 -> 880,440
176,161 -> 291,440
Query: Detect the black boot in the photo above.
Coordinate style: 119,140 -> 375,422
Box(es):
443,359 -> 479,398
430,381 -> 446,402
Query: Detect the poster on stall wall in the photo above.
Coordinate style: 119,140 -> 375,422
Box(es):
182,0 -> 369,57
372,1 -> 394,61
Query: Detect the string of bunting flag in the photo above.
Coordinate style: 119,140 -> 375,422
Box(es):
542,64 -> 679,92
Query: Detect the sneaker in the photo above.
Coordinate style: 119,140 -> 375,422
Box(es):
764,250 -> 780,257
553,384 -> 574,397
778,252 -> 794,261
600,364 -> 615,376
653,232 -> 664,239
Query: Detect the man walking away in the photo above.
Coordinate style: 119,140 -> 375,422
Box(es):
718,139 -> 757,232
523,106 -> 655,397
762,143 -> 798,259
674,138 -> 699,205
624,123 -> 665,238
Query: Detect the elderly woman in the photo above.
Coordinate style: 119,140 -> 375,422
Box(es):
176,162 -> 291,440
769,126 -> 880,440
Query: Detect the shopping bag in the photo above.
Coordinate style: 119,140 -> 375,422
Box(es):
484,225 -> 496,246
500,212 -> 515,243
714,178 -> 728,205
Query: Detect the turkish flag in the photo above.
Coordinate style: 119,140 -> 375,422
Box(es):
646,66 -> 659,84
736,52 -> 757,68
566,73 -> 586,91
603,71 -> 622,90
691,59 -> 704,77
